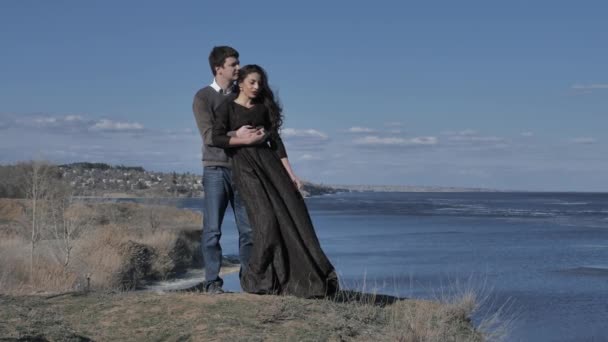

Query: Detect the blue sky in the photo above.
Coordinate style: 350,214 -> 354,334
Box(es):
1,1 -> 607,191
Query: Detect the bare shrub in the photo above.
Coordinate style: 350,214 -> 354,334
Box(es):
137,229 -> 201,279
71,209 -> 201,290
163,206 -> 201,226
0,198 -> 26,223
384,290 -> 482,341
0,237 -> 29,293
384,277 -> 513,342
147,206 -> 162,232
1,191 -> 203,293
0,199 -> 29,241
0,237 -> 78,294
0,258 -> 30,294
29,258 -> 79,293
138,230 -> 178,278
135,203 -> 201,232
113,240 -> 154,290
73,224 -> 126,290
94,202 -> 140,229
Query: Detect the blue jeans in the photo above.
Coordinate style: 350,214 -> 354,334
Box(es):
202,166 -> 252,286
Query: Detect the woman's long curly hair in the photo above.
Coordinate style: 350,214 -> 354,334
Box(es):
237,65 -> 283,132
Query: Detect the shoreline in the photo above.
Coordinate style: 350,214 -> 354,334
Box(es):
73,189 -> 608,201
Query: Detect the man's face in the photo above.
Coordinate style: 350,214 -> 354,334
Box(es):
216,57 -> 240,82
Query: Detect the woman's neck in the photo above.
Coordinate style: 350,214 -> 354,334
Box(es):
235,94 -> 254,108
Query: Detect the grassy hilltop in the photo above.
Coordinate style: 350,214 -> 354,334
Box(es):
0,290 -> 485,341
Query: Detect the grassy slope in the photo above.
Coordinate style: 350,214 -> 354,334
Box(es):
0,291 -> 482,342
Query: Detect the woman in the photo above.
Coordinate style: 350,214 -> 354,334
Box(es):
211,65 -> 339,298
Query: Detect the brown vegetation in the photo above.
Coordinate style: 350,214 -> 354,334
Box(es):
0,198 -> 203,294
0,291 -> 487,341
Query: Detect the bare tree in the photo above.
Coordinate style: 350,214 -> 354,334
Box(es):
20,160 -> 55,280
48,189 -> 92,269
147,206 -> 162,232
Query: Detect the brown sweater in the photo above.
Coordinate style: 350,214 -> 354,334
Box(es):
192,86 -> 236,167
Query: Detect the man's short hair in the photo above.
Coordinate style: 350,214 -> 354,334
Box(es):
208,46 -> 239,76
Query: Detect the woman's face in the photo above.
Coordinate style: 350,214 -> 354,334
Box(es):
239,72 -> 261,99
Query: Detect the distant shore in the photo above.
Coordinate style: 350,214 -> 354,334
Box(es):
327,184 -> 500,193
75,185 -> 500,199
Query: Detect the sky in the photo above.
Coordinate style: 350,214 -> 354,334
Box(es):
1,0 -> 607,191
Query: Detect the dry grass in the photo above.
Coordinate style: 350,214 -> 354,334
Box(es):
387,297 -> 481,342
419,276 -> 515,342
0,290 -> 491,341
321,274 -> 512,342
0,199 -> 27,239
0,200 -> 202,294
0,198 -> 26,222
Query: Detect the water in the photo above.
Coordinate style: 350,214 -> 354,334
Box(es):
174,192 -> 608,341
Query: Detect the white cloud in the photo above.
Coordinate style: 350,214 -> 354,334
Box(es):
298,153 -> 323,161
346,126 -> 377,133
570,137 -> 597,144
281,128 -> 328,139
24,115 -> 87,127
571,84 -> 608,90
90,119 -> 144,131
64,115 -> 84,122
409,137 -> 438,145
450,135 -> 504,143
7,114 -> 92,131
280,128 -> 329,151
10,114 -> 93,133
444,130 -> 505,143
521,132 -> 534,137
34,117 -> 58,124
354,135 -> 438,147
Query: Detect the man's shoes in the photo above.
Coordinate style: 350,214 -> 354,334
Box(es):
204,281 -> 224,294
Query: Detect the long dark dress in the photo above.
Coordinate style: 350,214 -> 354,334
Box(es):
211,101 -> 339,298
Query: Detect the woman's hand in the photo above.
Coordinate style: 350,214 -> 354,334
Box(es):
291,176 -> 303,191
280,157 -> 302,191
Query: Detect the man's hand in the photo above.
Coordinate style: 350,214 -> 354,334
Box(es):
236,125 -> 267,145
235,125 -> 258,138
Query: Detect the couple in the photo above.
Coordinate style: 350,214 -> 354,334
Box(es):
193,46 -> 339,298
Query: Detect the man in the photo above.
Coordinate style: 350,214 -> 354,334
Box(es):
192,46 -> 265,293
